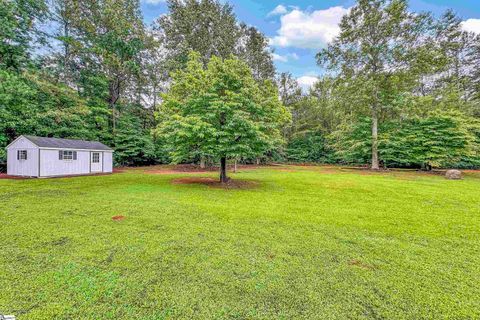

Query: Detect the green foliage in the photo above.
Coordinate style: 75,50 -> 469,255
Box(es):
285,132 -> 330,163
317,0 -> 439,169
383,112 -> 479,168
328,118 -> 372,165
159,0 -> 241,67
158,0 -> 275,82
329,112 -> 479,168
113,114 -> 156,166
0,0 -> 48,70
156,52 -> 289,167
0,69 -> 94,168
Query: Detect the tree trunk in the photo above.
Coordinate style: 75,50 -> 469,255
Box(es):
234,159 -> 237,173
256,158 -> 260,165
200,156 -> 206,169
371,109 -> 379,170
220,157 -> 229,183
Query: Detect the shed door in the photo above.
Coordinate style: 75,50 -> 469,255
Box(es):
91,152 -> 102,172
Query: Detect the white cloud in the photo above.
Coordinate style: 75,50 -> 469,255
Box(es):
297,75 -> 318,91
461,19 -> 480,34
272,52 -> 299,62
268,5 -> 288,17
270,6 -> 349,49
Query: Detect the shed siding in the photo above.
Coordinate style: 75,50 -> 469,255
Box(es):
40,149 -> 90,177
7,137 -> 39,176
103,152 -> 113,173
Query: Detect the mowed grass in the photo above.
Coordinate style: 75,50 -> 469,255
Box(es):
1,166 -> 479,319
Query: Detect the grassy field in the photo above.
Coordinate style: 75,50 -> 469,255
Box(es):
1,165 -> 479,319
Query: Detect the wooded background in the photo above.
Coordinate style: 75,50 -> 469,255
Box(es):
1,0 -> 479,170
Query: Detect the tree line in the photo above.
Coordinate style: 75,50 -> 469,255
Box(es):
1,0 -> 479,172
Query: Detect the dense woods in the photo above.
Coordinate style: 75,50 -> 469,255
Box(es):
1,0 -> 479,173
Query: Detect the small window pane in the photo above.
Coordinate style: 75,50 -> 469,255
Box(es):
18,150 -> 27,160
92,153 -> 100,163
63,150 -> 73,160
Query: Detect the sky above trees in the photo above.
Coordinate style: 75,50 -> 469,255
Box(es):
140,0 -> 480,90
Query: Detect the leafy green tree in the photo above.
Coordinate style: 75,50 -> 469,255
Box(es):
286,133 -> 328,163
328,112 -> 478,169
0,69 -> 94,168
158,0 -> 240,67
156,52 -> 289,182
0,0 -> 48,70
114,114 -> 156,166
157,0 -> 275,82
50,0 -> 148,135
238,24 -> 275,81
317,0 -> 437,169
277,72 -> 302,109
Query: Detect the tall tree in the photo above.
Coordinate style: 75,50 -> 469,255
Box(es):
238,24 -> 275,81
0,0 -> 48,71
277,72 -> 302,107
158,0 -> 240,67
317,0 -> 436,169
157,0 -> 275,82
52,0 -> 148,136
156,52 -> 289,182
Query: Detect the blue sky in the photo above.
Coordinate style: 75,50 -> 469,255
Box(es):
141,0 -> 480,89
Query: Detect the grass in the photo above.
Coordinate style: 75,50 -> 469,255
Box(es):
1,165 -> 479,319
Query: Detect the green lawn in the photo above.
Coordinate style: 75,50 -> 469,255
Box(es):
1,166 -> 479,319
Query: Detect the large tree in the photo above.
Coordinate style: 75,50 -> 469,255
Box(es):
0,0 -> 48,71
156,52 -> 289,182
237,23 -> 275,81
158,0 -> 240,67
157,0 -> 275,82
317,0 -> 436,169
49,0 -> 149,136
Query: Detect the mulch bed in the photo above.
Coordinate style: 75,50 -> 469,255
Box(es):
171,177 -> 259,189
0,173 -> 28,180
144,164 -> 275,175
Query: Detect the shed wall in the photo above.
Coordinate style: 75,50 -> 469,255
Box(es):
7,137 -> 39,176
103,152 -> 113,173
40,149 -> 90,177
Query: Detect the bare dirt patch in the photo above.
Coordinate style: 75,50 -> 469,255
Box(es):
112,215 -> 125,221
0,173 -> 28,179
144,164 -> 278,175
348,259 -> 376,270
171,177 -> 259,189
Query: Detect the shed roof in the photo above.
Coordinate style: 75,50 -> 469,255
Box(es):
22,135 -> 113,151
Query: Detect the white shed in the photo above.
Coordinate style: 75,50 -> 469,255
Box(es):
6,135 -> 113,178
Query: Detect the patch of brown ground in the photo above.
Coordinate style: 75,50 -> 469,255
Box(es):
112,215 -> 125,221
143,164 -> 279,175
0,174 -> 28,179
171,177 -> 259,189
348,259 -> 376,270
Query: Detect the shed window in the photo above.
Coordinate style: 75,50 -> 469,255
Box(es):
92,152 -> 100,163
17,150 -> 27,160
59,150 -> 77,161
